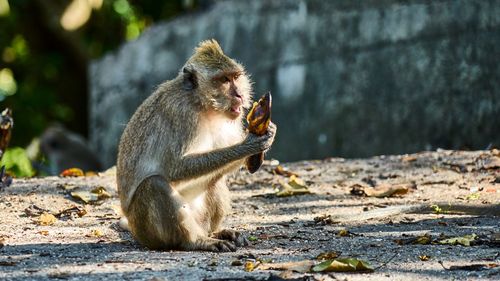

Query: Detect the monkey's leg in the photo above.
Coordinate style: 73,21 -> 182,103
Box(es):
206,178 -> 249,247
127,175 -> 236,251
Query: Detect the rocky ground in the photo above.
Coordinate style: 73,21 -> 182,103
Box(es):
0,149 -> 499,281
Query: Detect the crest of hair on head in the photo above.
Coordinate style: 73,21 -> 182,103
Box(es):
190,39 -> 241,71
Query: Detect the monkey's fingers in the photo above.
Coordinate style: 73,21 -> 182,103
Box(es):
213,229 -> 248,247
214,240 -> 237,252
247,92 -> 272,136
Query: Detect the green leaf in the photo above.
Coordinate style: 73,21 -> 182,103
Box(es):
0,147 -> 35,177
248,236 -> 258,242
312,258 -> 374,273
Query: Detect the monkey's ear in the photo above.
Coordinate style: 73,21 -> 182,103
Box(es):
182,66 -> 198,90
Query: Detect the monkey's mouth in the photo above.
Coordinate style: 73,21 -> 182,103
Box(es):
231,105 -> 241,115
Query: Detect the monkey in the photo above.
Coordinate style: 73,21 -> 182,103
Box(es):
116,39 -> 277,251
40,125 -> 103,175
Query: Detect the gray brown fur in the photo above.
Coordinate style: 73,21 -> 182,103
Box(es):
117,40 -> 276,251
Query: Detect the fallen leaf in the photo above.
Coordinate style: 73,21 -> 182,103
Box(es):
465,193 -> 480,200
313,214 -> 336,225
438,234 -> 477,246
394,233 -> 432,245
55,206 -> 87,219
71,186 -> 111,204
337,229 -> 351,237
89,229 -> 103,237
84,171 -> 98,177
312,258 -> 374,273
258,260 -> 314,273
60,168 -> 84,177
431,205 -> 444,214
57,183 -> 77,191
38,213 -> 57,226
248,236 -> 258,242
0,261 -> 17,266
24,205 -> 49,217
244,261 -> 256,272
350,183 -> 410,198
419,255 -> 431,261
38,230 -> 49,236
273,165 -> 298,177
275,175 -> 311,197
402,155 -> 417,162
316,252 -> 340,261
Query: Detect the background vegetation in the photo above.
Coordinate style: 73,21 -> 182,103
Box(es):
0,0 -> 200,147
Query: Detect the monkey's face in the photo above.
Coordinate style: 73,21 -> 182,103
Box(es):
184,39 -> 253,119
211,70 -> 252,120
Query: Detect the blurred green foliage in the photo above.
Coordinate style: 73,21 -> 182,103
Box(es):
0,147 -> 35,177
0,0 -> 199,147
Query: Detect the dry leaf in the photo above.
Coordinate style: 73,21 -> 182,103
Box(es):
60,168 -> 84,177
316,252 -> 340,261
273,165 -> 298,177
24,205 -> 49,217
258,260 -> 314,273
38,213 -> 57,226
244,261 -> 256,272
312,258 -> 374,273
55,206 -> 87,219
57,183 -> 77,191
395,233 -> 432,245
337,229 -> 350,237
38,230 -> 49,236
275,175 -> 311,197
89,229 -> 103,237
71,186 -> 111,204
438,234 -> 477,246
419,255 -> 431,261
402,155 -> 417,162
352,183 -> 410,198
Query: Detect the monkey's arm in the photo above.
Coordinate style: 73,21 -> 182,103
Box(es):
169,143 -> 257,182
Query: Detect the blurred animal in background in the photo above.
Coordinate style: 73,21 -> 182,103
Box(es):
39,125 -> 102,175
0,108 -> 13,188
0,108 -> 13,159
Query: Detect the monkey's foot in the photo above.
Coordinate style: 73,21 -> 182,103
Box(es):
192,237 -> 236,252
212,229 -> 249,247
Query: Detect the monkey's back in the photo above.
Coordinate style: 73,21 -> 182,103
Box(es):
116,78 -> 198,213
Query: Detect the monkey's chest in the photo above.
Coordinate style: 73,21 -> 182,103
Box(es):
186,116 -> 243,154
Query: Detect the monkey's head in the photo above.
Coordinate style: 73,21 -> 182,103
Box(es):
181,39 -> 252,120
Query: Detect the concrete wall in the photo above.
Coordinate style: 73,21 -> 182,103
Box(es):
89,0 -> 500,167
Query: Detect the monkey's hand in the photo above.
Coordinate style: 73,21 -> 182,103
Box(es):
243,122 -> 277,154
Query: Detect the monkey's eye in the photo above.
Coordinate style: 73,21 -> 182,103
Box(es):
220,76 -> 230,84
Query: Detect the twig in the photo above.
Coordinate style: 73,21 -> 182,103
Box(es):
375,251 -> 399,270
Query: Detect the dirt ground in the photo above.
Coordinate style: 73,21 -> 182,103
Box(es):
0,150 -> 499,281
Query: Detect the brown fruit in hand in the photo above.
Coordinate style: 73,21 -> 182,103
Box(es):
246,92 -> 272,173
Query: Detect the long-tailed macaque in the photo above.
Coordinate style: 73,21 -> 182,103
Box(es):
117,40 -> 276,251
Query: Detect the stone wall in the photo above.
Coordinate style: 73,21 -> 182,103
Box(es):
89,0 -> 500,167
